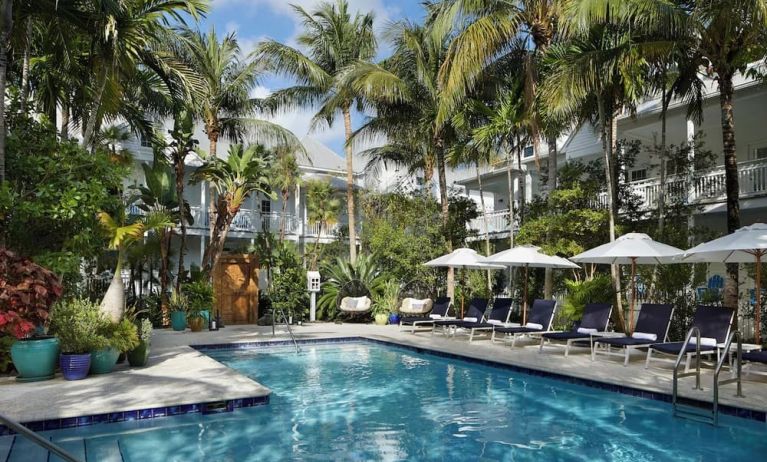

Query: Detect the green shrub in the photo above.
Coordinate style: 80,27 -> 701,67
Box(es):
136,318 -> 153,343
0,335 -> 14,374
183,280 -> 215,320
561,275 -> 616,328
372,280 -> 399,316
98,319 -> 140,352
49,298 -> 109,354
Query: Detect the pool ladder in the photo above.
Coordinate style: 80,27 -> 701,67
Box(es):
672,327 -> 744,425
0,412 -> 81,461
274,307 -> 301,354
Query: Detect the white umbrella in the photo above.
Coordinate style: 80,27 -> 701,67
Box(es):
683,223 -> 767,343
487,245 -> 580,324
424,248 -> 503,316
571,233 -> 684,333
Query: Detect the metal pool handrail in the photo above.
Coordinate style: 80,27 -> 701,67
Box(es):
713,330 -> 745,425
0,413 -> 81,462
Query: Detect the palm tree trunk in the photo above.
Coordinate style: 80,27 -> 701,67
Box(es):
280,189 -> 288,241
61,100 -> 70,139
207,130 -> 219,247
719,73 -> 740,310
312,222 -> 323,270
100,247 -> 127,322
19,18 -> 31,113
342,107 -> 357,263
516,136 -> 525,224
544,137 -> 558,298
202,199 -> 236,275
175,162 -> 187,292
159,229 -> 172,313
506,146 -> 515,248
82,65 -> 109,148
658,88 -> 669,235
435,139 -> 453,299
598,98 -> 626,332
0,0 -> 12,185
476,164 -> 492,292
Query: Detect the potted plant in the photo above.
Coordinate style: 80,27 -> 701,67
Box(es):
372,280 -> 399,326
184,280 -> 215,331
90,319 -> 139,374
1,249 -> 63,382
49,298 -> 108,381
128,319 -> 153,367
168,290 -> 188,332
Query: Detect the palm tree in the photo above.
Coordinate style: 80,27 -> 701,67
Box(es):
96,124 -> 136,167
688,0 -> 767,308
342,17 -> 460,296
305,179 -> 341,270
80,0 -> 208,148
272,147 -> 301,241
97,205 -> 173,321
0,0 -> 12,183
256,0 -> 377,263
191,144 -> 274,275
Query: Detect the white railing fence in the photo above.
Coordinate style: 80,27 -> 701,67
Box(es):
468,206 -> 521,235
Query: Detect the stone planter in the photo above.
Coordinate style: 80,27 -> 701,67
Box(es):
374,313 -> 388,325
170,311 -> 187,331
188,316 -> 205,332
90,348 -> 120,375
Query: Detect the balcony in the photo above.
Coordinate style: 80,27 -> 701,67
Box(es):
469,209 -> 515,236
598,159 -> 767,211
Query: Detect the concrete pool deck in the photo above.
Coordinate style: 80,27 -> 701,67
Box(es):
2,322 -> 767,424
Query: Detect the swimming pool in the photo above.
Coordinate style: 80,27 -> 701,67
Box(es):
5,341 -> 767,461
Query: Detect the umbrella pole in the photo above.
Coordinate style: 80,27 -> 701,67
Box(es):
756,252 -> 763,345
523,265 -> 529,325
630,257 -> 637,335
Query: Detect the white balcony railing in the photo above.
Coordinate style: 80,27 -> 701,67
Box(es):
469,209 -> 514,236
305,221 -> 340,238
597,159 -> 767,211
186,207 -> 300,235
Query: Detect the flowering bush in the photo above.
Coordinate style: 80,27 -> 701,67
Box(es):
0,249 -> 63,338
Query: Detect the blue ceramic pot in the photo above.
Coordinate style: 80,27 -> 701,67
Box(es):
388,313 -> 401,325
170,311 -> 187,331
60,353 -> 91,381
10,337 -> 59,382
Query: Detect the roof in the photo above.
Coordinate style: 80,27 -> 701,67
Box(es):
298,137 -> 363,174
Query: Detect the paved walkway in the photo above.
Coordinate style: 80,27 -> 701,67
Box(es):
1,322 -> 766,423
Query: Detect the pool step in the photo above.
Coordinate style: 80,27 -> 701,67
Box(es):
0,433 -> 125,462
84,436 -> 123,461
673,404 -> 715,425
5,435 -> 48,462
0,435 -> 13,462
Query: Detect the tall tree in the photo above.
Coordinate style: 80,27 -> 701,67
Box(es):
256,0 -> 377,264
0,0 -> 12,184
272,147 -> 302,241
689,0 -> 767,309
192,144 -> 273,275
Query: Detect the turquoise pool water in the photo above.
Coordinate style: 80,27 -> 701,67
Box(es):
6,341 -> 767,461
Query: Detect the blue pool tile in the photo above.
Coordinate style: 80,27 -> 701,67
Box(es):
167,406 -> 181,416
124,410 -> 138,421
76,416 -> 92,427
92,413 -> 109,424
61,417 -> 78,429
108,412 -> 124,423
44,420 -> 62,431
139,409 -> 153,420
25,421 -> 44,432
151,407 -> 167,418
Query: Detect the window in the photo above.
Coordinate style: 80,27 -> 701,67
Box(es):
261,200 -> 271,214
523,146 -> 534,158
139,132 -> 152,148
755,146 -> 767,159
630,169 -> 647,182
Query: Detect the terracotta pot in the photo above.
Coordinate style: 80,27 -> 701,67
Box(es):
188,317 -> 205,332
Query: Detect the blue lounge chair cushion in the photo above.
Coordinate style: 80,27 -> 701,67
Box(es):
494,326 -> 543,334
743,350 -> 767,363
436,298 -> 488,327
542,331 -> 591,341
595,336 -> 658,347
650,341 -> 716,355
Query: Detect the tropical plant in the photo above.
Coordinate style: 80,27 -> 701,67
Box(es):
257,0 -> 377,263
271,243 -> 309,322
98,318 -> 140,353
561,275 -> 616,328
133,161 -> 193,309
191,144 -> 274,274
183,280 -> 215,317
136,318 -> 153,343
305,179 -> 341,269
272,147 -> 301,241
372,279 -> 399,316
97,205 -> 174,321
317,254 -> 386,320
168,289 -> 188,314
49,298 -> 109,354
0,249 -> 63,339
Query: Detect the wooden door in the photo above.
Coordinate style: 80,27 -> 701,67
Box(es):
212,254 -> 259,325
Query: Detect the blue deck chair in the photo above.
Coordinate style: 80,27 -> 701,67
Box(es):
645,305 -> 734,372
592,304 -> 674,366
451,298 -> 514,342
539,303 -> 613,356
399,297 -> 451,333
492,299 -> 557,347
432,298 -> 488,336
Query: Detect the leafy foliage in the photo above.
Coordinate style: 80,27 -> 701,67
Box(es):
561,275 -> 616,329
270,243 -> 309,321
49,298 -> 109,354
0,249 -> 63,338
317,255 -> 385,320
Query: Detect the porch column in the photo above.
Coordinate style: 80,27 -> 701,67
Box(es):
200,182 -> 207,262
294,183 -> 301,236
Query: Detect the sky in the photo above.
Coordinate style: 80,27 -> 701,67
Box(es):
203,0 -> 427,155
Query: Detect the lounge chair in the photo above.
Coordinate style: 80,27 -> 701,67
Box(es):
592,303 -> 674,366
399,297 -> 451,333
742,350 -> 767,378
539,303 -> 613,356
432,298 -> 489,336
491,299 -> 557,347
451,298 -> 514,342
645,305 -> 734,372
399,298 -> 434,316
